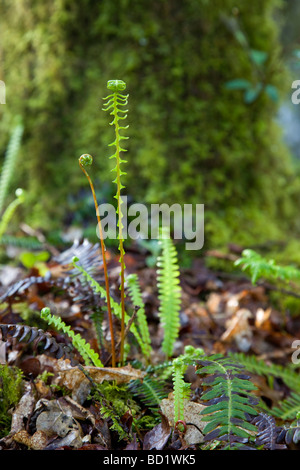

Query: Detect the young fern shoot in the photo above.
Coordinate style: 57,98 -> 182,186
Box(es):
102,79 -> 129,365
41,307 -> 103,367
78,154 -> 116,367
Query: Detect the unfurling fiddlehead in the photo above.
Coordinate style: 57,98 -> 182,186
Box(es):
79,154 -> 116,367
102,79 -> 129,365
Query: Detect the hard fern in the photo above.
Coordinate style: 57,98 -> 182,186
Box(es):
156,228 -> 182,358
129,375 -> 168,415
126,273 -> 151,360
229,352 -> 300,391
196,354 -> 259,447
72,257 -> 144,355
0,120 -> 24,214
171,346 -> 204,424
102,79 -> 129,365
40,307 -> 103,367
234,249 -> 300,285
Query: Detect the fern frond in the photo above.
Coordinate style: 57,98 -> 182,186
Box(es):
252,413 -> 286,450
41,307 -> 103,367
271,392 -> 300,421
0,121 -> 24,214
0,234 -> 43,250
103,79 -> 129,365
230,352 -> 300,391
171,346 -> 204,424
156,228 -> 182,358
126,273 -> 151,359
90,307 -> 105,353
197,354 -> 259,446
129,376 -> 168,414
234,249 -> 300,285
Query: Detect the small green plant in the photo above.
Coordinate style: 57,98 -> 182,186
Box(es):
196,354 -> 259,448
234,249 -> 300,285
0,364 -> 23,438
171,346 -> 204,424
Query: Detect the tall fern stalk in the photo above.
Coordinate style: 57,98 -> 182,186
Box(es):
103,80 -> 129,365
79,154 -> 116,367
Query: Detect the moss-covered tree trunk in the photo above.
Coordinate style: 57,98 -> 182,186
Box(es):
0,0 -> 298,246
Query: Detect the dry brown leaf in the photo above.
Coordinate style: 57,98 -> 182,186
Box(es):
143,413 -> 171,450
13,430 -> 49,450
221,308 -> 253,352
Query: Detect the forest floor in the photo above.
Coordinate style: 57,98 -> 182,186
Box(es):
0,239 -> 299,451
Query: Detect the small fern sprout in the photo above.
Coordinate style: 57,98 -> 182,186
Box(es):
172,346 -> 205,425
78,154 -> 116,367
102,79 -> 129,365
41,307 -> 103,367
79,153 -> 93,168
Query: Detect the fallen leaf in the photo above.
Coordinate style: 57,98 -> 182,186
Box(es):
221,308 -> 253,352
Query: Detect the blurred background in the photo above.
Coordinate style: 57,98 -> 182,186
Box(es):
1,0 -> 300,263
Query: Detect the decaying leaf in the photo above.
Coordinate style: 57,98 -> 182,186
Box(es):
13,430 -> 49,450
221,308 -> 253,352
143,413 -> 171,450
160,397 -> 206,445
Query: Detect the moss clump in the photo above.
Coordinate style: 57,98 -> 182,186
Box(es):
0,364 -> 23,438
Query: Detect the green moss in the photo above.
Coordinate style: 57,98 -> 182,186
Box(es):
0,0 -> 298,252
0,364 -> 23,438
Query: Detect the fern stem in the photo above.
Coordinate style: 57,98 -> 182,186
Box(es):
79,155 -> 116,367
103,80 -> 129,366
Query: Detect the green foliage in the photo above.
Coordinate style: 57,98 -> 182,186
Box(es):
172,346 -> 204,424
0,188 -> 25,241
197,354 -> 258,447
91,381 -> 139,441
0,0 -> 296,250
72,257 -> 144,352
129,375 -> 168,416
126,273 -> 151,359
0,121 -> 24,214
102,80 -> 129,258
234,249 -> 300,284
156,228 -> 182,358
0,364 -> 23,438
40,307 -> 103,367
230,352 -> 300,421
